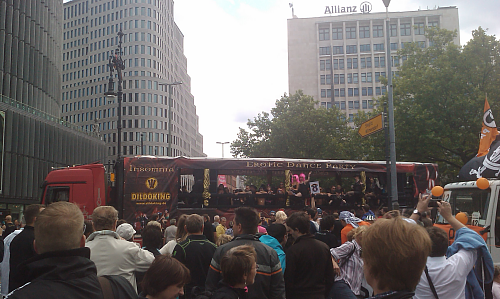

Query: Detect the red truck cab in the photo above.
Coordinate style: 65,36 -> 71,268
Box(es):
41,163 -> 107,220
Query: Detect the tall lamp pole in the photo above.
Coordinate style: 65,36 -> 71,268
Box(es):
383,0 -> 398,210
159,82 -> 183,156
104,29 -> 125,218
216,141 -> 230,158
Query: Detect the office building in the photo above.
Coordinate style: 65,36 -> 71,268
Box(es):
288,6 -> 460,121
62,0 -> 204,164
0,0 -> 106,217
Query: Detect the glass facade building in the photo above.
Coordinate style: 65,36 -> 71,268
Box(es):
0,0 -> 106,217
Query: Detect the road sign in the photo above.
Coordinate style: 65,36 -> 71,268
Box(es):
358,113 -> 384,137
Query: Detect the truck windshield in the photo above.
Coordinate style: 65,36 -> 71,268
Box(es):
435,188 -> 490,227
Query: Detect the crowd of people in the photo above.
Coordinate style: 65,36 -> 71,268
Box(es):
179,174 -> 386,210
0,193 -> 495,299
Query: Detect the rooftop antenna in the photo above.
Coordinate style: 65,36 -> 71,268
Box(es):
289,3 -> 296,18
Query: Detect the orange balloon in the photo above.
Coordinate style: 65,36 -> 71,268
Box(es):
455,212 -> 468,225
476,177 -> 490,190
431,186 -> 444,197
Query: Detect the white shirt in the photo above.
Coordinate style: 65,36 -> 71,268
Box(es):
1,229 -> 23,295
159,239 -> 177,255
492,281 -> 500,299
86,230 -> 154,293
414,250 -> 477,299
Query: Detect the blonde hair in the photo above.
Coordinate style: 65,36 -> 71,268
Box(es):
147,221 -> 162,229
176,215 -> 188,242
275,211 -> 287,224
35,202 -> 83,254
216,234 -> 233,247
363,217 -> 431,292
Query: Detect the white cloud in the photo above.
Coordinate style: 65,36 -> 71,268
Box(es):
175,0 -> 499,158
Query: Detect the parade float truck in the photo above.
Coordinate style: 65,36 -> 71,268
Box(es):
41,156 -> 438,228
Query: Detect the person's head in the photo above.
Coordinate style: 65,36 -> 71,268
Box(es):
220,217 -> 227,227
203,214 -> 210,222
286,212 -> 310,239
116,219 -> 127,227
233,207 -> 259,236
304,207 -> 316,220
5,215 -> 12,223
292,175 -> 299,184
84,220 -> 94,238
421,217 -> 433,228
24,204 -> 43,226
267,223 -> 287,246
116,223 -> 136,241
494,265 -> 500,283
34,202 -> 85,254
363,204 -> 371,213
320,214 -> 335,231
275,211 -> 287,224
363,217 -> 431,294
220,245 -> 257,287
184,214 -> 204,234
216,234 -> 233,247
249,185 -> 257,193
354,175 -> 360,181
351,225 -> 368,247
92,206 -> 118,231
150,214 -> 159,222
142,224 -> 162,249
141,255 -> 190,299
214,215 -> 220,223
147,221 -> 162,229
299,173 -> 306,182
332,212 -> 339,220
176,215 -> 188,242
383,210 -> 401,219
170,218 -> 177,226
425,226 -> 449,257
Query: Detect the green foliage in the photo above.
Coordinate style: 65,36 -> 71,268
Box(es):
231,27 -> 500,184
231,91 -> 352,159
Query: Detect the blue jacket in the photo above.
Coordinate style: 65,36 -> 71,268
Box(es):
259,234 -> 286,271
447,227 -> 494,299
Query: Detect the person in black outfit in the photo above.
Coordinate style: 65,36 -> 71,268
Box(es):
9,204 -> 43,291
332,213 -> 343,244
172,214 -> 217,299
315,214 -> 339,249
285,212 -> 334,299
137,224 -> 163,294
211,245 -> 258,299
6,202 -> 136,299
202,214 -> 216,243
2,215 -> 16,238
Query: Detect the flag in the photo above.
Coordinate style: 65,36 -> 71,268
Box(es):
459,135 -> 500,180
477,98 -> 498,157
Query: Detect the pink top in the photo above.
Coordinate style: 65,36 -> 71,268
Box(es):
257,226 -> 267,234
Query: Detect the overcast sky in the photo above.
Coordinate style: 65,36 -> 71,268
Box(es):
174,0 -> 500,158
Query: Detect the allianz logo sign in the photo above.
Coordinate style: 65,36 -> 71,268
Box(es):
324,2 -> 372,14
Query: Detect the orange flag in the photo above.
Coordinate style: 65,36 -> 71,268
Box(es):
477,98 -> 498,157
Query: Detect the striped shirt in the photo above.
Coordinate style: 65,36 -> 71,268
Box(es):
330,240 -> 364,295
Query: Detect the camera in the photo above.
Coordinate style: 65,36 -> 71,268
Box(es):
428,199 -> 441,208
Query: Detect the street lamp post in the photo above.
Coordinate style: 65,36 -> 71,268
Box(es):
104,29 -> 126,218
216,141 -> 230,158
383,0 -> 399,210
159,82 -> 183,156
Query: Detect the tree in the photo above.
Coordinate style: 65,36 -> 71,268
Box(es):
383,27 -> 500,181
231,91 -> 351,159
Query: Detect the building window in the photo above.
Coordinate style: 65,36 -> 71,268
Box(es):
418,41 -> 426,48
361,58 -> 366,68
367,72 -> 372,82
373,25 -> 384,37
333,46 -> 344,54
360,44 -> 371,52
332,27 -> 343,40
341,101 -> 346,110
319,28 -> 330,40
346,45 -> 357,54
401,23 -> 411,36
428,21 -> 439,28
390,43 -> 398,50
362,87 -> 368,96
361,73 -> 367,82
390,24 -> 397,37
359,26 -> 370,38
321,75 -> 332,85
319,47 -> 331,55
354,101 -> 360,109
349,101 -> 354,109
415,23 -> 425,35
352,58 -> 358,69
348,88 -> 353,96
373,43 -> 384,51
348,73 -> 352,83
353,73 -> 359,83
362,100 -> 368,109
346,27 -> 356,39
320,59 -> 332,70
366,57 -> 372,68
